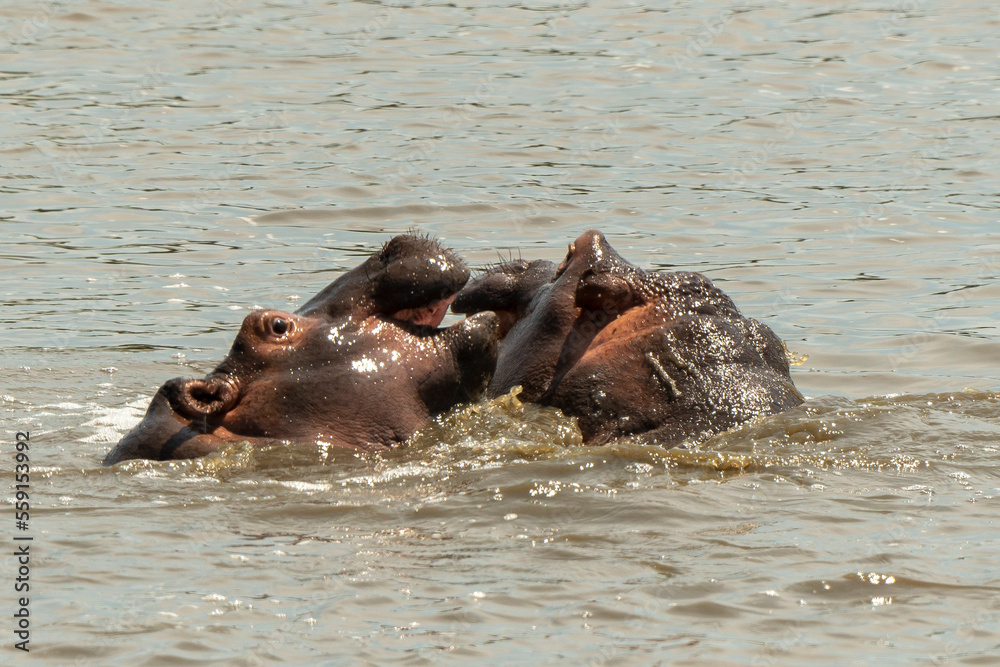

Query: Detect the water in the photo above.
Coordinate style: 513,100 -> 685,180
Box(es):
3,0 -> 1000,663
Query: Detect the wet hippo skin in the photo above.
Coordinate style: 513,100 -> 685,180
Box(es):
452,229 -> 803,446
104,235 -> 499,465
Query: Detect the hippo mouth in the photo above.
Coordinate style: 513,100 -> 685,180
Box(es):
151,375 -> 271,449
388,294 -> 457,328
102,378 -> 245,465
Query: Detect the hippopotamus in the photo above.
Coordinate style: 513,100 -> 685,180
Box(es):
451,230 -> 803,446
104,234 -> 499,465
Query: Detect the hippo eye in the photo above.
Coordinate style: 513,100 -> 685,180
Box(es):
271,317 -> 290,336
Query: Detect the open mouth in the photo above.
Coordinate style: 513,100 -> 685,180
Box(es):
389,294 -> 457,328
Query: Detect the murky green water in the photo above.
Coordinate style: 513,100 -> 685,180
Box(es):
3,0 -> 1000,664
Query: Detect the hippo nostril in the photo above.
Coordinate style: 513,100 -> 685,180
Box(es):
188,383 -> 221,408
177,376 -> 239,418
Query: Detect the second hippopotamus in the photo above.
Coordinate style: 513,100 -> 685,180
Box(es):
104,234 -> 499,465
452,230 -> 803,446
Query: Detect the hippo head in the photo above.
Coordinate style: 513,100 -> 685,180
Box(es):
453,229 -> 803,446
104,235 -> 499,465
448,258 -> 558,337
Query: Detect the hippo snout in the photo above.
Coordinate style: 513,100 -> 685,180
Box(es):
167,375 -> 239,419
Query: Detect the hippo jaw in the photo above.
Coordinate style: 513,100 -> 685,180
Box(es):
102,380 -> 234,465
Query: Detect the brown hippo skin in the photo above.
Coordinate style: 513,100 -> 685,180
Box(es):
104,235 -> 499,465
451,230 -> 803,446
